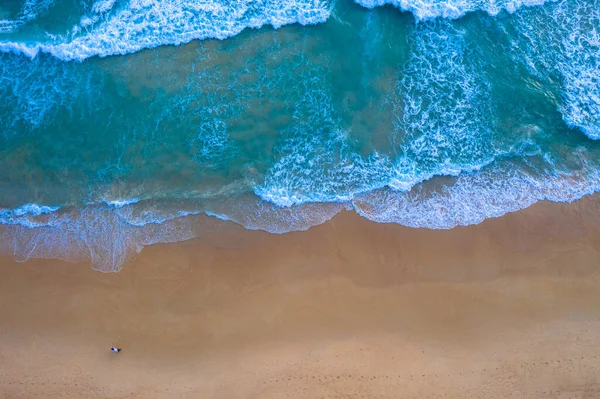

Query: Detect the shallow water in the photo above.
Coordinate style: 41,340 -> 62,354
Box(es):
1,0 -> 599,271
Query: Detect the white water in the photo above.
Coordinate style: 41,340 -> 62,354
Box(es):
0,0 -> 556,61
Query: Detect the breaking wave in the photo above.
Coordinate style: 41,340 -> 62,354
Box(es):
1,0 -> 599,272
0,0 -> 556,61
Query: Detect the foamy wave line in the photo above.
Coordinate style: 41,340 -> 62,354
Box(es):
0,203 -> 61,228
355,0 -> 555,20
1,162 -> 599,272
255,141 -> 528,207
0,0 -> 332,62
103,198 -> 141,208
0,0 -> 556,62
353,164 -> 600,229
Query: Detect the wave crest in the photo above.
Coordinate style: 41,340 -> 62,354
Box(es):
1,0 -> 332,61
0,0 -> 557,61
354,0 -> 553,20
2,159 -> 599,271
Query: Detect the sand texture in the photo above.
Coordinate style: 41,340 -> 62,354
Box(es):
2,197 -> 600,398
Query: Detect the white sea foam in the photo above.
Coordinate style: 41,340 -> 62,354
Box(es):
1,0 -> 598,272
12,203 -> 59,216
0,0 -> 332,61
255,73 -> 393,207
354,0 -> 554,20
0,205 -> 205,271
555,2 -> 600,140
353,161 -> 600,229
257,20 -> 503,207
0,19 -> 19,35
91,0 -> 117,14
0,53 -> 100,133
0,203 -> 60,228
192,116 -> 240,168
0,0 -> 557,61
221,199 -> 347,233
0,0 -> 55,34
511,0 -> 600,140
103,198 -> 141,208
3,156 -> 599,272
390,20 -> 502,185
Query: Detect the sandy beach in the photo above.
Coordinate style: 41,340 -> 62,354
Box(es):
2,196 -> 600,398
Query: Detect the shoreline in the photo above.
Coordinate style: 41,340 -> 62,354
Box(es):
2,196 -> 600,398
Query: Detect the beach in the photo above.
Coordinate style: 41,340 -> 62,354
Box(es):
2,195 -> 600,398
2,0 -> 600,397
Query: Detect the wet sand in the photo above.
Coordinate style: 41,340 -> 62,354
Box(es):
2,196 -> 600,398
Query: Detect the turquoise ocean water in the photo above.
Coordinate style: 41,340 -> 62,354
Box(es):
0,0 -> 598,271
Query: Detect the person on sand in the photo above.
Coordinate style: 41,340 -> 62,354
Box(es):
111,346 -> 121,353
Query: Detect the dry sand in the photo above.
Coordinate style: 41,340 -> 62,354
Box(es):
2,196 -> 600,398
